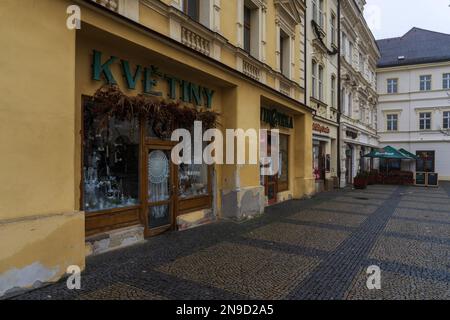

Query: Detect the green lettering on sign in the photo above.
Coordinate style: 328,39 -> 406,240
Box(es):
92,50 -> 117,85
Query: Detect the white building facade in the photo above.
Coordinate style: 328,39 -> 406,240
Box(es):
377,28 -> 450,181
339,0 -> 380,187
306,0 -> 340,193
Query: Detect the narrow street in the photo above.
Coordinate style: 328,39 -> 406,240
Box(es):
14,184 -> 450,300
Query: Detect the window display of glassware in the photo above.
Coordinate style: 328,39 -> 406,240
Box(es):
83,103 -> 140,212
178,164 -> 208,198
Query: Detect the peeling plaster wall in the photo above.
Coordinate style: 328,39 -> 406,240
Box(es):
0,0 -> 84,298
0,212 -> 85,298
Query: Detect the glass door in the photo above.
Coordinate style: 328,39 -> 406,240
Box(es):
144,146 -> 174,237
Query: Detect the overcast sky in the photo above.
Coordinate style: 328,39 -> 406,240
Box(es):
364,0 -> 450,40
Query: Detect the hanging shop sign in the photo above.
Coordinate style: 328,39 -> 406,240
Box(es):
312,122 -> 330,134
260,107 -> 294,129
92,50 -> 215,108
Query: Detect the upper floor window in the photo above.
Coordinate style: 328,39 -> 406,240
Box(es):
243,5 -> 252,53
360,108 -> 366,123
443,111 -> 450,129
330,13 -> 337,46
184,0 -> 200,21
419,112 -> 432,130
331,75 -> 336,108
347,92 -> 352,116
341,33 -> 347,56
312,0 -> 325,29
280,30 -> 291,78
318,65 -> 324,101
312,60 -> 317,98
386,114 -> 398,131
348,41 -> 353,64
387,79 -> 398,94
443,73 -> 450,89
359,53 -> 364,73
420,75 -> 432,91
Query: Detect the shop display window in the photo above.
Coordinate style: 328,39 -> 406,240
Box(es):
83,102 -> 140,212
178,132 -> 209,199
278,134 -> 289,191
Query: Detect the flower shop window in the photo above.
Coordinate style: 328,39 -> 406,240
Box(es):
82,100 -> 140,212
178,129 -> 210,199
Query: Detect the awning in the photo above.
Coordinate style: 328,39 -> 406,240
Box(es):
363,146 -> 412,159
399,148 -> 419,160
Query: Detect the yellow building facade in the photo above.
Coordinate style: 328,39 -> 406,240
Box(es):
0,0 -> 314,297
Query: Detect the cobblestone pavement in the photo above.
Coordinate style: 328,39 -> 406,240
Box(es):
14,184 -> 450,300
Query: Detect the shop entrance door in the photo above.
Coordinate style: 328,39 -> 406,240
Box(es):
144,145 -> 175,237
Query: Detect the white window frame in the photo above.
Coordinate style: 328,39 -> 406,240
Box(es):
420,75 -> 432,91
443,73 -> 450,89
386,114 -> 398,131
331,13 -> 336,46
318,65 -> 324,101
419,112 -> 432,130
312,60 -> 317,99
387,79 -> 398,94
443,111 -> 450,129
331,75 -> 336,108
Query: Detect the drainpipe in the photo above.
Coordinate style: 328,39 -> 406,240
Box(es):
336,0 -> 342,188
304,2 -> 308,107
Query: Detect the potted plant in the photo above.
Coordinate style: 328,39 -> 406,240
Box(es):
353,172 -> 369,189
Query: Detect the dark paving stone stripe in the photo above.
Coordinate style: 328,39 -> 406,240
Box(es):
392,215 -> 450,226
363,258 -> 450,283
229,236 -> 329,260
383,232 -> 450,246
286,186 -> 404,300
119,270 -> 248,300
309,208 -> 375,217
280,218 -> 357,233
396,206 -> 450,214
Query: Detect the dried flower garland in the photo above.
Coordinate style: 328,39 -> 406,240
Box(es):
91,85 -> 219,139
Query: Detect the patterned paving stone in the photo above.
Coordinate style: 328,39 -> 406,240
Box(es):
369,236 -> 450,271
78,282 -> 167,300
11,183 -> 450,300
288,210 -> 367,228
385,218 -> 450,240
245,222 -> 350,252
345,269 -> 450,300
157,242 -> 321,300
333,196 -> 386,206
400,196 -> 450,204
394,208 -> 450,223
398,201 -> 450,212
313,202 -> 379,215
346,191 -> 392,200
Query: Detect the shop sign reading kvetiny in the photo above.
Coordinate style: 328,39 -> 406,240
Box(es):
92,50 -> 215,108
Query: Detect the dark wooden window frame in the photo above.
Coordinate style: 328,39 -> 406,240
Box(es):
81,96 -> 213,237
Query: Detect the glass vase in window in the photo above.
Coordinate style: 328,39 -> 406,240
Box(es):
83,101 -> 140,212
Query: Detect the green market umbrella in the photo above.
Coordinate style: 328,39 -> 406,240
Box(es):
363,146 -> 411,160
399,148 -> 419,160
363,146 -> 412,174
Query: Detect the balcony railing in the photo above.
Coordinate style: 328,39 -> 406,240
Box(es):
92,0 -> 119,12
181,27 -> 211,56
242,59 -> 261,81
